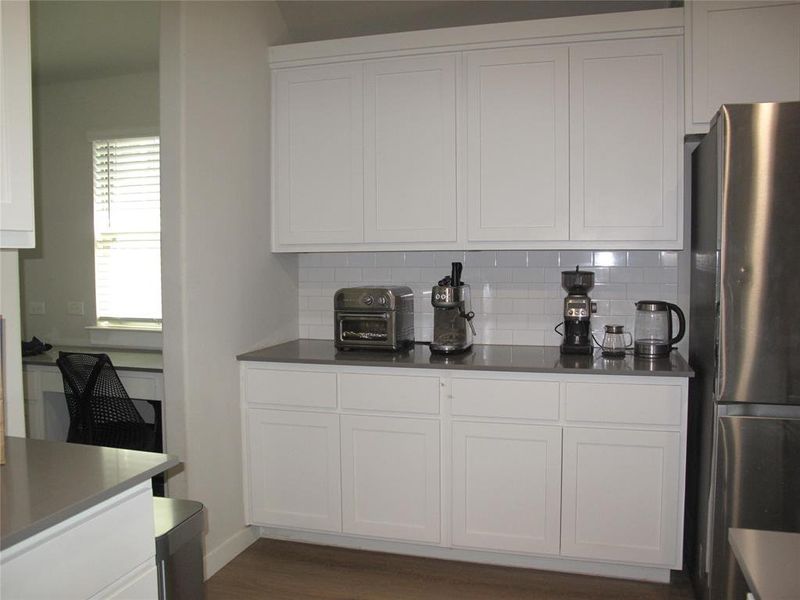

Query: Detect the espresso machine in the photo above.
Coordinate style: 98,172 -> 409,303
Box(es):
431,262 -> 476,354
559,266 -> 596,355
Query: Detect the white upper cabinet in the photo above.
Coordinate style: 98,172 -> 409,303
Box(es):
466,46 -> 569,242
273,63 -> 364,246
0,0 -> 35,249
363,55 -> 458,243
569,37 -> 681,244
686,1 -> 800,133
269,9 -> 685,251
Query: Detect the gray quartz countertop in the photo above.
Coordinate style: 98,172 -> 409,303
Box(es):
23,346 -> 163,372
0,437 -> 178,550
728,528 -> 800,600
237,339 -> 694,377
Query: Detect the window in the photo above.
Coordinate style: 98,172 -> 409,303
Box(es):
93,135 -> 161,327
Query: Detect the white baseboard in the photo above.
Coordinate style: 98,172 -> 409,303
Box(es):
204,525 -> 259,579
258,526 -> 672,584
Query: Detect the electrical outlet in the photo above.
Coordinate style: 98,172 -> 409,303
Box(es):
66,301 -> 85,316
29,301 -> 46,315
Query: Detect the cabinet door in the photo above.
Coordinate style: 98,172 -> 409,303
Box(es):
247,408 -> 341,532
688,1 -> 800,132
452,422 -> 561,555
466,46 -> 569,242
570,37 -> 680,243
561,427 -> 681,566
0,0 -> 35,248
273,63 -> 363,246
363,55 -> 458,243
341,415 -> 440,543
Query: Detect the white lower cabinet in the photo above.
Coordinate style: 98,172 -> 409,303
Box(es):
247,408 -> 342,532
241,363 -> 689,579
560,427 -> 681,566
452,421 -> 561,555
340,414 -> 440,543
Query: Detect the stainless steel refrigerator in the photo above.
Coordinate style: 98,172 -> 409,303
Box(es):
689,102 -> 800,600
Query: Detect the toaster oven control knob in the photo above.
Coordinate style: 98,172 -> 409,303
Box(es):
377,296 -> 387,306
362,295 -> 374,306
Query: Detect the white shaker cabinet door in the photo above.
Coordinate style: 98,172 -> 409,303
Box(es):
466,46 -> 569,242
247,408 -> 342,532
569,37 -> 681,244
452,422 -> 561,555
363,54 -> 458,243
273,64 -> 363,246
687,1 -> 800,132
560,427 -> 681,567
0,0 -> 35,248
341,415 -> 440,543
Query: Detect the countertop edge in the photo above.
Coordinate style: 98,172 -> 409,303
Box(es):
1,454 -> 179,551
235,353 -> 694,377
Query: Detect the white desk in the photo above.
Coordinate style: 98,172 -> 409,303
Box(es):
22,347 -> 165,449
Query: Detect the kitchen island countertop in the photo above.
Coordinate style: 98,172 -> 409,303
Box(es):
237,339 -> 693,377
0,437 -> 178,550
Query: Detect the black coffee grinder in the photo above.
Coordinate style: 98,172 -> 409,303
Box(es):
559,266 -> 596,355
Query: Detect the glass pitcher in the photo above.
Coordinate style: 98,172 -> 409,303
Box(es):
598,324 -> 633,358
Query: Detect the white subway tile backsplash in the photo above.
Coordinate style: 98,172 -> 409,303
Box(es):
496,250 -> 528,267
298,250 -> 685,345
511,267 -> 545,283
559,250 -> 593,267
375,252 -> 407,267
593,251 -> 627,267
526,251 -> 560,266
347,253 -> 376,267
465,251 -> 497,267
627,250 -> 661,267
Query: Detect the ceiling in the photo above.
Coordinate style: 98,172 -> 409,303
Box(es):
275,0 -> 679,44
30,0 -> 159,84
29,1 -> 679,84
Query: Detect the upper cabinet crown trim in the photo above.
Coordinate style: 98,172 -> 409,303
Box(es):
269,8 -> 683,66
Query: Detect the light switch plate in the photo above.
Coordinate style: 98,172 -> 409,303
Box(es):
66,301 -> 84,316
29,301 -> 46,315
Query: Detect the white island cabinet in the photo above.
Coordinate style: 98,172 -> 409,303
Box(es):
240,345 -> 691,584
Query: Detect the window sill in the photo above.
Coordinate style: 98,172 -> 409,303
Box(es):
85,325 -> 162,349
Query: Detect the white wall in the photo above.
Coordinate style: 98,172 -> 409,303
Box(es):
160,0 -> 296,577
1,250 -> 25,436
19,72 -> 159,346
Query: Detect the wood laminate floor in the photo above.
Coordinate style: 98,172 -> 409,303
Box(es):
206,539 -> 696,600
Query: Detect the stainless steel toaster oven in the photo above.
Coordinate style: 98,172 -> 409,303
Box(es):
334,286 -> 414,351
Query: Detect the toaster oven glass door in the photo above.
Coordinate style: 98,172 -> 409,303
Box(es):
337,313 -> 391,344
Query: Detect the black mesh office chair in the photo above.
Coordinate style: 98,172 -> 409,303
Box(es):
56,351 -> 161,453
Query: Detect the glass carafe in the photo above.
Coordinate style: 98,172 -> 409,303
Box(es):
599,324 -> 633,358
634,301 -> 686,358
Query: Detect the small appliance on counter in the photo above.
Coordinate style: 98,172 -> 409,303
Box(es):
557,266 -> 596,355
334,286 -> 414,351
633,300 -> 685,358
431,262 -> 475,354
596,324 -> 633,358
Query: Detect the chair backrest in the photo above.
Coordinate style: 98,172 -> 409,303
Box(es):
56,352 -> 144,444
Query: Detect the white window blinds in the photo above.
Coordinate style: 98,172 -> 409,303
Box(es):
93,136 -> 162,324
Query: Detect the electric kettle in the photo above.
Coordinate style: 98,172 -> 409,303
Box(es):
633,301 -> 685,358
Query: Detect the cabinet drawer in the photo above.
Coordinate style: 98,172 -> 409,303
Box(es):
244,368 -> 337,408
564,382 -> 682,426
340,373 -> 440,414
451,378 -> 559,420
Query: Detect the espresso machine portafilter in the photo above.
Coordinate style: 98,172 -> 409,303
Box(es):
431,262 -> 476,354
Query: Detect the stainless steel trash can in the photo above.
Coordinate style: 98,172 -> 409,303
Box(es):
154,497 -> 205,600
